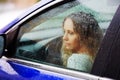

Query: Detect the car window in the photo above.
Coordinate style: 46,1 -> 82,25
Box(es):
15,0 -> 119,73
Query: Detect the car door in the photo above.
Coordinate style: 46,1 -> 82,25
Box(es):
1,0 -> 119,80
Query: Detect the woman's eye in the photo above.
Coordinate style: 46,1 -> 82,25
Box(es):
68,31 -> 74,35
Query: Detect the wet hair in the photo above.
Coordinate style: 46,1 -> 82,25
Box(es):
61,12 -> 103,66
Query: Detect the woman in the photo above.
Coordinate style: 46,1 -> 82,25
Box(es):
61,12 -> 103,72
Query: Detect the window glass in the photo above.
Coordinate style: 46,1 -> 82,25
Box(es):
0,36 -> 4,54
15,0 -> 119,73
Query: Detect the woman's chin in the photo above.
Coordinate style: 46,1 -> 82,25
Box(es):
65,46 -> 72,50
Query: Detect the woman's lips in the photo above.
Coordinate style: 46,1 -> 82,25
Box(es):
64,43 -> 70,46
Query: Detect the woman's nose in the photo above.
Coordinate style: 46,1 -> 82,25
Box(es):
63,33 -> 68,41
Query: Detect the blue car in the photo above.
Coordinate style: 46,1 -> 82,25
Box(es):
0,0 -> 120,80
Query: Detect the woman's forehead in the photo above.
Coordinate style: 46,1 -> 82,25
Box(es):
64,18 -> 74,30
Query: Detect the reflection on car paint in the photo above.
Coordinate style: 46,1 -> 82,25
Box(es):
0,18 -> 20,33
4,60 -> 80,80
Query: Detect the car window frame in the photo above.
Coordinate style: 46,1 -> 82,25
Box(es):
4,0 -> 64,57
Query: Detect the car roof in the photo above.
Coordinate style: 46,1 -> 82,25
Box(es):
0,0 -> 54,33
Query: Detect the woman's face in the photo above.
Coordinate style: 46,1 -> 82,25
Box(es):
63,18 -> 80,52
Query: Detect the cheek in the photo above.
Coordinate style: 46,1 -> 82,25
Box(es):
69,36 -> 80,49
72,38 -> 79,47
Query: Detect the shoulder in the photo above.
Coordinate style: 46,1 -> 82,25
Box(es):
67,54 -> 92,72
68,54 -> 92,65
68,54 -> 91,61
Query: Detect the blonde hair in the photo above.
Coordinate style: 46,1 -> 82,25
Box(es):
61,12 -> 103,66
